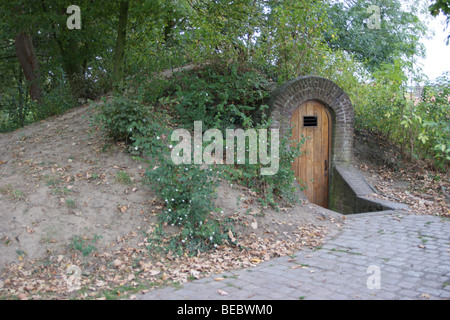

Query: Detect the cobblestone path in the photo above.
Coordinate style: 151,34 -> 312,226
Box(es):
139,212 -> 450,300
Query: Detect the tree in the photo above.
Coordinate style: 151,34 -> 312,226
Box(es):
112,0 -> 130,88
7,2 -> 43,103
325,0 -> 427,72
429,0 -> 450,44
14,32 -> 42,103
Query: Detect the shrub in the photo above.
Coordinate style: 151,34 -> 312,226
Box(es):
0,80 -> 76,133
221,112 -> 305,209
93,94 -> 227,254
145,161 -> 225,254
0,94 -> 36,132
142,62 -> 271,132
93,95 -> 166,156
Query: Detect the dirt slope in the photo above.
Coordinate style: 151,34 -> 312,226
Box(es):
0,104 -> 157,265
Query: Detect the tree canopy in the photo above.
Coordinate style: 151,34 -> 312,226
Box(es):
0,0 -> 439,131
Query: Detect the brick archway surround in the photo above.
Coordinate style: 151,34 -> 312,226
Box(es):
268,76 -> 354,164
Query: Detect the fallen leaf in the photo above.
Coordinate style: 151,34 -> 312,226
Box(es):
96,280 -> 106,287
290,265 -> 307,269
18,293 -> 28,300
113,259 -> 123,268
217,289 -> 228,296
148,269 -> 160,276
228,229 -> 236,242
214,277 -> 225,281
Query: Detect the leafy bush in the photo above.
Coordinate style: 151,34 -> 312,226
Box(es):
143,62 -> 271,132
408,75 -> 450,169
93,95 -> 165,155
145,161 -> 225,254
221,112 -> 305,209
346,61 -> 449,171
0,94 -> 36,132
93,94 -> 227,254
35,81 -> 77,120
0,82 -> 76,133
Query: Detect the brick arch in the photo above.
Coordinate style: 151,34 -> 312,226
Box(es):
268,76 -> 354,164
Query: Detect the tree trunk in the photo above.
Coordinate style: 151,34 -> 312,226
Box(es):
62,38 -> 84,100
14,32 -> 42,103
112,0 -> 129,88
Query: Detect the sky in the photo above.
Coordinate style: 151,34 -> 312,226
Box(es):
418,13 -> 450,82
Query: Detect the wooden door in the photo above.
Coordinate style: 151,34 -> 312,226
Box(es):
291,101 -> 331,208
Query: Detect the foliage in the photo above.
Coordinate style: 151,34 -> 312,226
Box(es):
411,74 -> 450,168
429,0 -> 450,44
0,80 -> 76,132
92,92 -> 227,254
340,61 -> 449,170
92,95 -> 165,156
326,0 -> 427,72
167,62 -> 271,131
221,112 -> 306,209
145,161 -> 225,254
260,0 -> 331,82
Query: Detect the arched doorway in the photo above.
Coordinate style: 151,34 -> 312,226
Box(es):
269,76 -> 354,209
291,101 -> 331,208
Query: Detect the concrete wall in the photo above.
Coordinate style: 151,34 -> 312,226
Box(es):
329,164 -> 409,214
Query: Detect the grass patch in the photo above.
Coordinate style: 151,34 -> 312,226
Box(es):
53,187 -> 72,196
0,184 -> 25,201
45,176 -> 62,186
101,283 -> 148,300
115,171 -> 132,185
66,198 -> 76,208
70,234 -> 102,257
